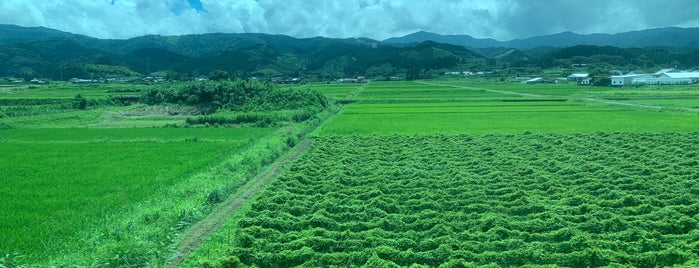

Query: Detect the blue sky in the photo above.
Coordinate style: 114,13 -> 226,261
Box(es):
1,0 -> 699,40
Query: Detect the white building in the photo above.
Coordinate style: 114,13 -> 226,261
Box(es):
611,74 -> 652,86
567,73 -> 589,81
611,70 -> 699,86
662,72 -> 699,82
522,77 -> 545,84
631,77 -> 692,85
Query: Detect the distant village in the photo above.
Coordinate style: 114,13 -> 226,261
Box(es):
3,68 -> 699,86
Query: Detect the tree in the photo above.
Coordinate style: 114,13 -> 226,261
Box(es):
590,67 -> 611,87
73,94 -> 88,110
209,70 -> 231,81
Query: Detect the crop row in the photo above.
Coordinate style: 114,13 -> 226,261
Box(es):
222,133 -> 699,267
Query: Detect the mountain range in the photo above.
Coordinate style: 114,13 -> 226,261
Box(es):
384,27 -> 699,49
2,24 -> 699,81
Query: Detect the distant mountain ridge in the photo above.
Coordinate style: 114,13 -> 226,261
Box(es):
384,27 -> 699,49
3,24 -> 699,81
0,24 -> 95,44
0,24 -> 486,80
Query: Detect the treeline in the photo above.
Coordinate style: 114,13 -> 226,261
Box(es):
520,45 -> 699,70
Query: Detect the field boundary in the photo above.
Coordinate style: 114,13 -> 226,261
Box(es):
168,139 -> 314,266
423,81 -> 699,112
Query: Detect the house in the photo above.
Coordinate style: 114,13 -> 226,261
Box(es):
522,77 -> 546,84
69,78 -> 96,84
567,73 -> 591,85
567,73 -> 589,82
30,78 -> 46,84
339,76 -> 366,83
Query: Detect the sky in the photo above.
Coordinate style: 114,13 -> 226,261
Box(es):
1,0 -> 699,41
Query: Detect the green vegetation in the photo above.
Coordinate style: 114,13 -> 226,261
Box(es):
0,127 -> 271,263
6,23 -> 699,267
191,80 -> 699,267
0,80 -> 333,266
316,81 -> 699,135
141,80 -> 329,127
218,134 -> 699,267
5,25 -> 699,82
318,101 -> 699,135
5,77 -> 699,267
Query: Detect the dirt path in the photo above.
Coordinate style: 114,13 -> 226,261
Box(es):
579,97 -> 664,109
168,139 -> 314,266
418,81 -> 543,98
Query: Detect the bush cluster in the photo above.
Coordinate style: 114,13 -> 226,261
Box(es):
141,80 -> 327,112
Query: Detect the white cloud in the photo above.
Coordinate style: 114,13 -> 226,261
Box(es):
1,0 -> 699,40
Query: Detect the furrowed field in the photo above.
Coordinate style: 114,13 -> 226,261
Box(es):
225,134 -> 699,267
191,80 -> 699,267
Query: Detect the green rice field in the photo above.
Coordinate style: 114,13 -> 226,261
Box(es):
0,127 -> 272,262
316,81 -> 699,135
5,80 -> 699,266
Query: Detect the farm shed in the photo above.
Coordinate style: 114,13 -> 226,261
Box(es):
522,77 -> 546,84
567,73 -> 589,82
611,74 -> 652,86
631,77 -> 692,85
612,70 -> 699,86
660,72 -> 699,83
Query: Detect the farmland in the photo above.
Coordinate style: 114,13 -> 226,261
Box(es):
189,80 -> 699,267
0,81 -> 331,266
315,81 -> 699,135
0,127 -> 272,262
223,133 -> 699,267
4,79 -> 699,267
316,101 -> 699,135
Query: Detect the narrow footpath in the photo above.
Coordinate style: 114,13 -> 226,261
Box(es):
169,139 -> 314,266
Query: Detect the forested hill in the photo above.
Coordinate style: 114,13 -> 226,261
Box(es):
0,24 -> 487,81
3,24 -> 699,81
385,27 -> 699,49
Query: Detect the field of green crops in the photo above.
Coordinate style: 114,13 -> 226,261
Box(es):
317,101 -> 699,135
5,79 -> 699,267
191,80 -> 699,267
0,82 -> 329,266
0,83 -> 148,99
0,127 -> 273,262
225,134 -> 699,267
315,81 -> 699,135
